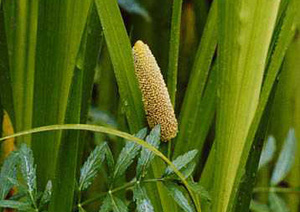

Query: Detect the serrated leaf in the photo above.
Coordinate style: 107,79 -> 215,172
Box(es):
118,0 -> 150,22
164,181 -> 195,212
0,200 -> 31,210
187,180 -> 211,203
133,184 -> 154,212
250,200 -> 270,212
39,180 -> 52,207
103,143 -> 115,175
268,193 -> 289,212
0,152 -> 18,200
258,136 -> 276,170
271,128 -> 296,185
79,143 -> 106,191
114,128 -> 147,179
110,195 -> 128,212
181,162 -> 196,179
18,144 -> 37,203
136,125 -> 161,179
99,195 -> 112,212
164,150 -> 198,176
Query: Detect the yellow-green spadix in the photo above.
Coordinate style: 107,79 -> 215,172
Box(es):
132,40 -> 178,141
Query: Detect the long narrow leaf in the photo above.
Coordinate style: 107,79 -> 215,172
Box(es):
95,0 -> 144,133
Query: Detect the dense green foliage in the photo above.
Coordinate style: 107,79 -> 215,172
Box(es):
0,0 -> 299,211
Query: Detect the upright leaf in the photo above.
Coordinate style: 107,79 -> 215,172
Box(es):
79,143 -> 106,191
95,0 -> 145,133
164,150 -> 198,176
258,136 -> 276,170
271,128 -> 296,186
99,195 -> 112,212
136,125 -> 160,179
163,182 -> 195,212
39,180 -> 52,207
110,195 -> 128,212
213,0 -> 281,210
0,152 -> 18,200
114,128 -> 147,179
18,144 -> 37,205
174,1 -> 217,157
32,0 -> 92,189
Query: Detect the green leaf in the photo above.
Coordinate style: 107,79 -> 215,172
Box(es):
181,162 -> 196,179
133,184 -> 154,212
0,152 -> 18,200
163,182 -> 195,212
271,128 -> 296,186
18,144 -> 37,204
0,6 -> 15,125
136,125 -> 161,179
250,200 -> 270,212
114,128 -> 147,179
167,0 -> 183,105
118,0 -> 150,22
268,193 -> 289,212
111,195 -> 128,212
0,200 -> 31,210
258,136 -> 276,170
49,6 -> 103,211
174,0 -> 217,157
95,0 -> 145,133
187,180 -> 211,204
99,195 -> 112,212
104,143 -> 115,175
164,150 -> 198,176
213,0 -> 282,210
39,180 -> 52,207
79,143 -> 106,191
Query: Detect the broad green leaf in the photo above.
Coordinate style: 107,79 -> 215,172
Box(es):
164,150 -> 198,176
18,144 -> 37,204
111,195 -> 128,212
0,200 -> 31,210
39,180 -> 52,207
31,0 -> 92,189
133,184 -> 154,212
213,0 -> 281,210
163,181 -> 195,212
250,200 -> 270,212
271,128 -> 296,186
268,193 -> 289,212
259,136 -> 276,170
136,125 -> 161,179
0,152 -> 18,200
118,0 -> 150,22
114,128 -> 147,179
99,195 -> 112,212
79,143 -> 106,191
227,1 -> 297,211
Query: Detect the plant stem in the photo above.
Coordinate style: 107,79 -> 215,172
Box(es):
80,178 -> 165,207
